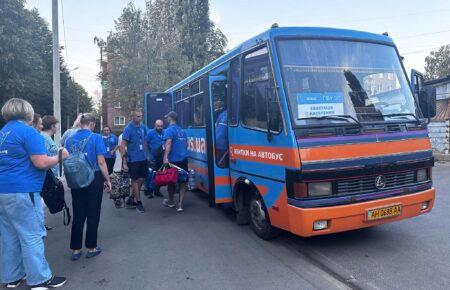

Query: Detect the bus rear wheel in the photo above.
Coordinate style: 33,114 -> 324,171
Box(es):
249,194 -> 280,240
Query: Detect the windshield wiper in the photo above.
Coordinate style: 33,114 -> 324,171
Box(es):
382,113 -> 420,125
299,115 -> 362,127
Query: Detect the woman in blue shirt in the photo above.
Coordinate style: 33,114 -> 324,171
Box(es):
65,113 -> 111,261
0,98 -> 69,289
101,126 -> 118,175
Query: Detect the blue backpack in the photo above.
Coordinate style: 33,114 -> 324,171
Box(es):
64,134 -> 95,189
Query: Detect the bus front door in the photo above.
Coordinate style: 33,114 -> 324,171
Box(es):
206,75 -> 232,206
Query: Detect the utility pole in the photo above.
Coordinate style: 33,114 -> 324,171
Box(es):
52,0 -> 61,143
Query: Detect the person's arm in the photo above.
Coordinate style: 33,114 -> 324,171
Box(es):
30,148 -> 69,170
120,139 -> 128,171
111,136 -> 119,154
163,139 -> 172,165
97,155 -> 112,192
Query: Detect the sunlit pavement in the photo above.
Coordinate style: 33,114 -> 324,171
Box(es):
4,163 -> 450,290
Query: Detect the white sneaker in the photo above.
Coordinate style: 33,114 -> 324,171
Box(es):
162,199 -> 175,208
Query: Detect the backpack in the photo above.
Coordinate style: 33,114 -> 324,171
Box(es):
41,150 -> 71,225
64,134 -> 95,189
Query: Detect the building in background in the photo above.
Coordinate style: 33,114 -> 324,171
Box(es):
425,75 -> 450,154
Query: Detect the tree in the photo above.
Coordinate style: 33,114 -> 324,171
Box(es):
0,0 -> 93,129
105,0 -> 227,97
145,0 -> 191,90
424,45 -> 450,80
106,2 -> 147,111
176,0 -> 227,72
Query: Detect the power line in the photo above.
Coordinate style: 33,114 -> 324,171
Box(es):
396,28 -> 450,40
331,8 -> 450,26
402,46 -> 445,55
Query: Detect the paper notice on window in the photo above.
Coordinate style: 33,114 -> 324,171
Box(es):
297,92 -> 344,118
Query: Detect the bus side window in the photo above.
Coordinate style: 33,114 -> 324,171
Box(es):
191,80 -> 205,127
229,58 -> 240,126
241,46 -> 281,132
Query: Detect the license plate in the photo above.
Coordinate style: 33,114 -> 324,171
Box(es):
366,204 -> 402,221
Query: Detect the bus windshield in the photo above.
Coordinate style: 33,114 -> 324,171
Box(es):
277,39 -> 419,127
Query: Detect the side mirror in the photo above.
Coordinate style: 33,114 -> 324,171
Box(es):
418,88 -> 436,119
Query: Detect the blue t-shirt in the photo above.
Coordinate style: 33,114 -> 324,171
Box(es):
122,123 -> 147,162
65,129 -> 107,171
146,129 -> 164,161
102,134 -> 118,159
215,110 -> 228,150
0,121 -> 47,193
163,124 -> 188,162
41,132 -> 59,176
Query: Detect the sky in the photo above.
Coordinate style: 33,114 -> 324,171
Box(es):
26,0 -> 450,103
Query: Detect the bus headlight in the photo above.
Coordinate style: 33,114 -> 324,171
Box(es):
417,168 -> 428,182
308,182 -> 332,197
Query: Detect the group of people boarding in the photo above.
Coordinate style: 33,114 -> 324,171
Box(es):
0,98 -> 188,289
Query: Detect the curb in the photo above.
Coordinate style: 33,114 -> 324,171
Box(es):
433,153 -> 450,162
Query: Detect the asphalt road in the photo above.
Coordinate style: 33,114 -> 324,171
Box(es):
4,163 -> 449,289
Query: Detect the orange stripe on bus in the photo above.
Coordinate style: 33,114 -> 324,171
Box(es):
216,197 -> 233,203
268,187 -> 290,231
229,144 -> 300,167
299,138 -> 431,162
215,176 -> 231,186
255,185 -> 269,196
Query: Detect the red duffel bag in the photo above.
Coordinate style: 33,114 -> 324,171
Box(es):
154,166 -> 179,186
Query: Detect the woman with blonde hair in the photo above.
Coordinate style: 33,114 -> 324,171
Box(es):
0,98 -> 69,289
60,113 -> 82,147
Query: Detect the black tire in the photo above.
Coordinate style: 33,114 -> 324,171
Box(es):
235,188 -> 250,225
249,194 -> 281,240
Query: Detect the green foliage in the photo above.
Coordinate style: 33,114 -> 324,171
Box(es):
0,0 -> 93,129
105,0 -> 228,110
424,45 -> 450,80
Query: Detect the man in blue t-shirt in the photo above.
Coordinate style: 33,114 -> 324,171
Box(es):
120,110 -> 148,213
162,111 -> 188,212
145,119 -> 164,198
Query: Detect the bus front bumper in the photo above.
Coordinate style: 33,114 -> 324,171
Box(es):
287,188 -> 435,237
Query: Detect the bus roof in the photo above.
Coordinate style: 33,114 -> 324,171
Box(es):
166,26 -> 394,92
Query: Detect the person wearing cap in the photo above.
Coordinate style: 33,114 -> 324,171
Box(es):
162,111 -> 188,212
120,110 -> 148,213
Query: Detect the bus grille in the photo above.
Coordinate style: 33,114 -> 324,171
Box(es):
337,171 -> 416,195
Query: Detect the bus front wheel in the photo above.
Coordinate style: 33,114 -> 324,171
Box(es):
250,194 -> 280,240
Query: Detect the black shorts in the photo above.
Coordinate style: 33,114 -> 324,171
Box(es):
128,160 -> 148,181
171,159 -> 188,172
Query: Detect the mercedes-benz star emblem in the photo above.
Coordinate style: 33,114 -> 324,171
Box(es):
374,175 -> 386,190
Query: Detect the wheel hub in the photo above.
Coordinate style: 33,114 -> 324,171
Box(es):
251,199 -> 267,230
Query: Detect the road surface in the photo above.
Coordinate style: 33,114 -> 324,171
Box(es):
5,163 -> 450,289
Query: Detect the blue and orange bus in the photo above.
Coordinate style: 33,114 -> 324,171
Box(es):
145,26 -> 436,239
